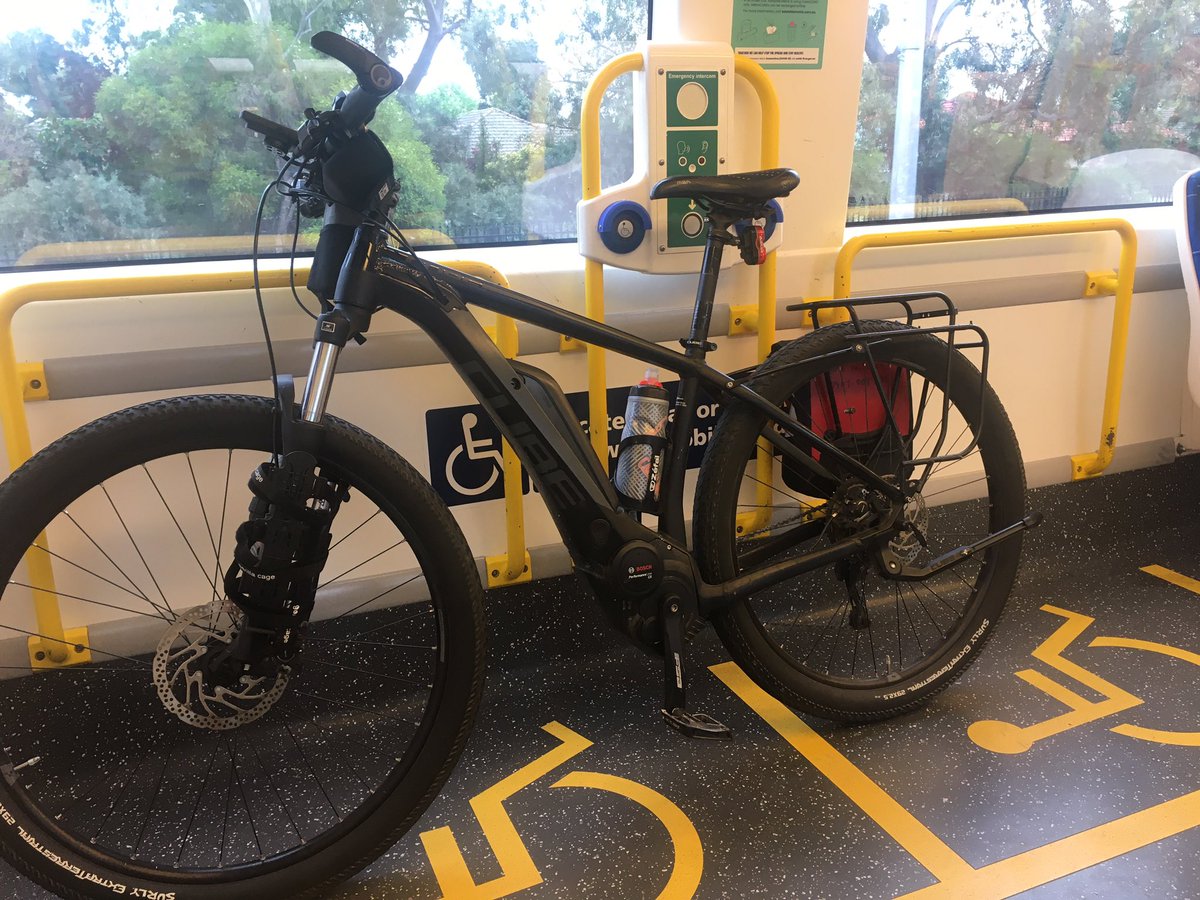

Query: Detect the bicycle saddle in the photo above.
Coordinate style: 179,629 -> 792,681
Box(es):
650,168 -> 799,206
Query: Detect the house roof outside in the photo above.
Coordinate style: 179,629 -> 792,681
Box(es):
456,107 -> 574,156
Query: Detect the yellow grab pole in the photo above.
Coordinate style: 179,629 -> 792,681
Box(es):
580,52 -> 643,464
733,55 -> 782,536
444,260 -> 533,587
831,218 -> 1138,481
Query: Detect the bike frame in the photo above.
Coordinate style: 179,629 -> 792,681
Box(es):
300,222 -> 910,616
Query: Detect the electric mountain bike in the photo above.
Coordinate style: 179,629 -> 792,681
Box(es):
0,32 -> 1038,900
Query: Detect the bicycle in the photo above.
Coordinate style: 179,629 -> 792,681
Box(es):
0,32 -> 1039,900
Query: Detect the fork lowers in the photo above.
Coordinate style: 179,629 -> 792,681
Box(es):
222,450 -> 346,666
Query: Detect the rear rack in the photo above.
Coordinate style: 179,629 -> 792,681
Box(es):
781,291 -> 991,478
787,290 -> 959,330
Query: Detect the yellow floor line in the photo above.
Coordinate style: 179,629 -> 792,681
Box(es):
1141,564 -> 1200,595
553,770 -> 703,900
715,657 -> 1200,899
419,721 -> 592,899
709,661 -> 975,883
1091,636 -> 1200,746
897,787 -> 1200,899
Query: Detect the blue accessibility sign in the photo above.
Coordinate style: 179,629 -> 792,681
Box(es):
425,381 -> 722,507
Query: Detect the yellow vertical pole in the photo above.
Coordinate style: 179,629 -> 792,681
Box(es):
734,55 -> 782,536
441,260 -> 532,587
0,308 -> 69,662
580,52 -> 643,465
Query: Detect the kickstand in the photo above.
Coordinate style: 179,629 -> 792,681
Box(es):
660,599 -> 733,740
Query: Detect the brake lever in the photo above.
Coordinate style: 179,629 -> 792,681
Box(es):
240,110 -> 299,153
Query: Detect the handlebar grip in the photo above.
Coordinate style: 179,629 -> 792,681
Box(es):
311,31 -> 403,97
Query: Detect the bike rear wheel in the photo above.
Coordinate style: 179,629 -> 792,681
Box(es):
0,394 -> 485,899
694,321 -> 1025,721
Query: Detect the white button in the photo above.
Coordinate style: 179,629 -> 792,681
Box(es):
676,81 -> 710,121
617,219 -> 635,239
681,212 -> 704,238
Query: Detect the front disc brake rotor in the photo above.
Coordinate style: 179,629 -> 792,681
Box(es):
153,600 -> 290,730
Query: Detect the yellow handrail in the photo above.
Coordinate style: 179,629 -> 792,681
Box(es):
832,218 -> 1138,480
447,261 -> 531,587
578,51 -> 783,534
0,258 -> 527,662
580,52 -> 644,463
732,54 -> 782,537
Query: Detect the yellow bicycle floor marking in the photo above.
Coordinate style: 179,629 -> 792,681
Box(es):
897,788 -> 1200,899
967,605 -> 1142,754
419,721 -> 592,899
1090,636 -> 1200,746
553,770 -> 703,900
1142,563 -> 1200,595
710,661 -> 976,884
714,568 -> 1200,899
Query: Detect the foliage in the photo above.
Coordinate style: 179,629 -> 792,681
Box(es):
0,163 -> 156,261
7,0 -> 1196,263
855,0 -> 1200,215
0,31 -> 109,117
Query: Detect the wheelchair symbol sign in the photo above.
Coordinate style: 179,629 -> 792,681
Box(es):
426,404 -> 530,507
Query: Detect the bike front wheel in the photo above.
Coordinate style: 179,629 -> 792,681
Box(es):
0,394 -> 485,898
694,320 -> 1026,721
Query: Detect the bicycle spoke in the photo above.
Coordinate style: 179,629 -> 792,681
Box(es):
27,543 -> 172,620
329,571 -> 424,621
142,464 -> 218,596
63,511 -> 156,607
102,484 -> 174,617
177,737 -> 224,865
328,508 -> 382,553
8,580 -> 171,624
318,539 -> 407,589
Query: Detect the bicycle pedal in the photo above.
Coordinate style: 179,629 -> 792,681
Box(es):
661,707 -> 733,740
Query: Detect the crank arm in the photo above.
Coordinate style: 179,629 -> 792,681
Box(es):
881,512 -> 1043,581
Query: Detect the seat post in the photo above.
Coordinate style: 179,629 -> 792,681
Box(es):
683,215 -> 734,359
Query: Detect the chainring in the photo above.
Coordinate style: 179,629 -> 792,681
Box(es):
153,600 -> 290,730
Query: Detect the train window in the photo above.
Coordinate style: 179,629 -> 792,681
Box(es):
0,1 -> 647,269
851,0 -> 1200,224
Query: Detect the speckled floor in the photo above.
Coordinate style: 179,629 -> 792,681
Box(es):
5,456 -> 1200,898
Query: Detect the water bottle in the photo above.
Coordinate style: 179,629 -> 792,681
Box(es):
613,369 -> 671,511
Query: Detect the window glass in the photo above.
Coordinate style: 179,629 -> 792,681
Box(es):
851,0 -> 1200,224
0,0 -> 646,268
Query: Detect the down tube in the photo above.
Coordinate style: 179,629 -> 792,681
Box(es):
375,261 -> 659,569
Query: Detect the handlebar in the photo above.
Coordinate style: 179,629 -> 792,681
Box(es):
241,31 -> 403,156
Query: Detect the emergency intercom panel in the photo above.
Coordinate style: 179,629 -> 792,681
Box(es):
577,41 -> 784,275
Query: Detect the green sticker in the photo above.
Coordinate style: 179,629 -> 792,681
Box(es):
731,0 -> 828,70
666,129 -> 717,249
665,71 -> 719,128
